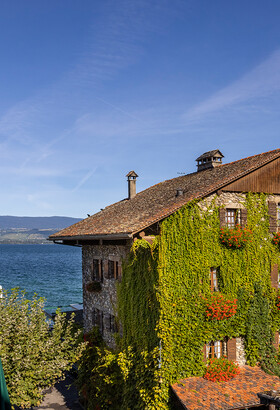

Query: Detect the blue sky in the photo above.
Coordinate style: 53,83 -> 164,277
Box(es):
1,0 -> 280,217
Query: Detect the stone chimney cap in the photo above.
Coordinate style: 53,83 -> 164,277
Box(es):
126,171 -> 138,178
196,150 -> 224,161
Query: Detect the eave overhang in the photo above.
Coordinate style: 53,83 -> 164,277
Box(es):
48,232 -> 133,245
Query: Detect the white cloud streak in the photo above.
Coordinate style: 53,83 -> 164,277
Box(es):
184,49 -> 280,121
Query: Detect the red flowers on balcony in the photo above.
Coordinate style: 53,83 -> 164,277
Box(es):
220,225 -> 252,249
204,357 -> 240,382
206,294 -> 237,320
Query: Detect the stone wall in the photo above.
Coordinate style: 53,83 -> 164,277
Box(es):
236,337 -> 246,365
82,241 -> 132,347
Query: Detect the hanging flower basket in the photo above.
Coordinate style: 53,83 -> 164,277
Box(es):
206,293 -> 237,320
204,357 -> 240,382
86,281 -> 102,292
272,232 -> 280,247
220,225 -> 252,249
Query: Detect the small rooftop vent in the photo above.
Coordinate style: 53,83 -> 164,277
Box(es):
196,150 -> 224,172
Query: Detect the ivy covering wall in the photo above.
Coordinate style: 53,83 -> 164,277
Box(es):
78,193 -> 280,409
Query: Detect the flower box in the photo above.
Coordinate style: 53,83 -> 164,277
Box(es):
204,357 -> 240,382
220,224 -> 252,249
86,281 -> 102,293
206,293 -> 237,320
273,232 -> 280,247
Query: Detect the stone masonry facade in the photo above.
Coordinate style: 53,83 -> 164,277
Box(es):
82,242 -> 132,347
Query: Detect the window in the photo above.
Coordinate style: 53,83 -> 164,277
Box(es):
92,307 -> 103,334
206,341 -> 223,359
225,208 -> 240,228
108,314 -> 117,333
210,267 -> 219,292
108,260 -> 120,280
277,203 -> 280,228
92,259 -> 103,282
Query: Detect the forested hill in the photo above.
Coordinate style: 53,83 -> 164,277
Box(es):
0,216 -> 82,244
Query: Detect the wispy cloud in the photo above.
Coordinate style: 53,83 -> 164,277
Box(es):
72,169 -> 97,192
184,49 -> 280,121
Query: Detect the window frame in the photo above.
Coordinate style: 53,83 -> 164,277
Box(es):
108,260 -> 120,280
92,259 -> 103,283
210,267 -> 219,292
225,208 -> 240,228
206,340 -> 223,360
277,203 -> 280,229
92,307 -> 104,334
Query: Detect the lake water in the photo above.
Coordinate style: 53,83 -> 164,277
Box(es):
0,244 -> 82,310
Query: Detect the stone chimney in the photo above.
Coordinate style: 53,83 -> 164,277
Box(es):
126,171 -> 138,199
196,150 -> 224,172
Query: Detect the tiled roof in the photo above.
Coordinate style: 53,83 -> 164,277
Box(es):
49,148 -> 280,240
171,365 -> 280,410
196,149 -> 224,161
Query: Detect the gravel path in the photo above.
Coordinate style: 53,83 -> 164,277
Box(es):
33,374 -> 83,410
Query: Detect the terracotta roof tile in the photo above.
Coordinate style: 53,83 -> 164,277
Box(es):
49,148 -> 280,240
172,366 -> 280,410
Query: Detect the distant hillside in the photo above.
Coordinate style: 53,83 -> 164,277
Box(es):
0,216 -> 82,244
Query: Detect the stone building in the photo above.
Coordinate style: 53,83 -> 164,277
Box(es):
49,148 -> 280,363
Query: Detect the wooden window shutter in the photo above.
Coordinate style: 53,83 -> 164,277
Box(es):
92,308 -> 98,326
268,201 -> 277,233
227,338 -> 236,361
240,208 -> 247,228
103,260 -> 109,279
219,208 -> 226,227
96,309 -> 104,334
202,344 -> 207,363
273,332 -> 279,350
118,262 -> 122,281
98,260 -> 103,283
104,313 -> 111,332
271,264 -> 279,289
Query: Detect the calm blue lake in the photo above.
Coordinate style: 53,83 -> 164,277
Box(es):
0,244 -> 82,310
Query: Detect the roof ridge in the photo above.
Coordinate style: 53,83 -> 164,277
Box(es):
220,148 -> 280,168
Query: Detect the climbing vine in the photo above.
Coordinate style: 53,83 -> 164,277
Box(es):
80,193 -> 280,409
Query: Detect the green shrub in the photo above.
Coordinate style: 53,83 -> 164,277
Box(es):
0,289 -> 85,408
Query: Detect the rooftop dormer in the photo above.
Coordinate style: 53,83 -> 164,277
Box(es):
196,150 -> 224,172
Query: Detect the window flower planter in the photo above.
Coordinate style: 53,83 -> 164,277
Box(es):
272,232 -> 280,247
86,281 -> 102,293
220,224 -> 252,249
204,357 -> 240,382
206,293 -> 237,320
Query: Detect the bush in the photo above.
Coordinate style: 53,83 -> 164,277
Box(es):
204,357 -> 240,382
0,289 -> 85,408
76,328 -> 124,409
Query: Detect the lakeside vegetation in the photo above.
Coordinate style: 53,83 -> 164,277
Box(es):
0,289 -> 85,408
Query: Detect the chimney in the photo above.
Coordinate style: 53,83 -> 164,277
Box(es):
126,171 -> 138,199
196,150 -> 224,172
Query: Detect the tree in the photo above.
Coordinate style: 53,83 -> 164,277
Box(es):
0,289 -> 85,408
